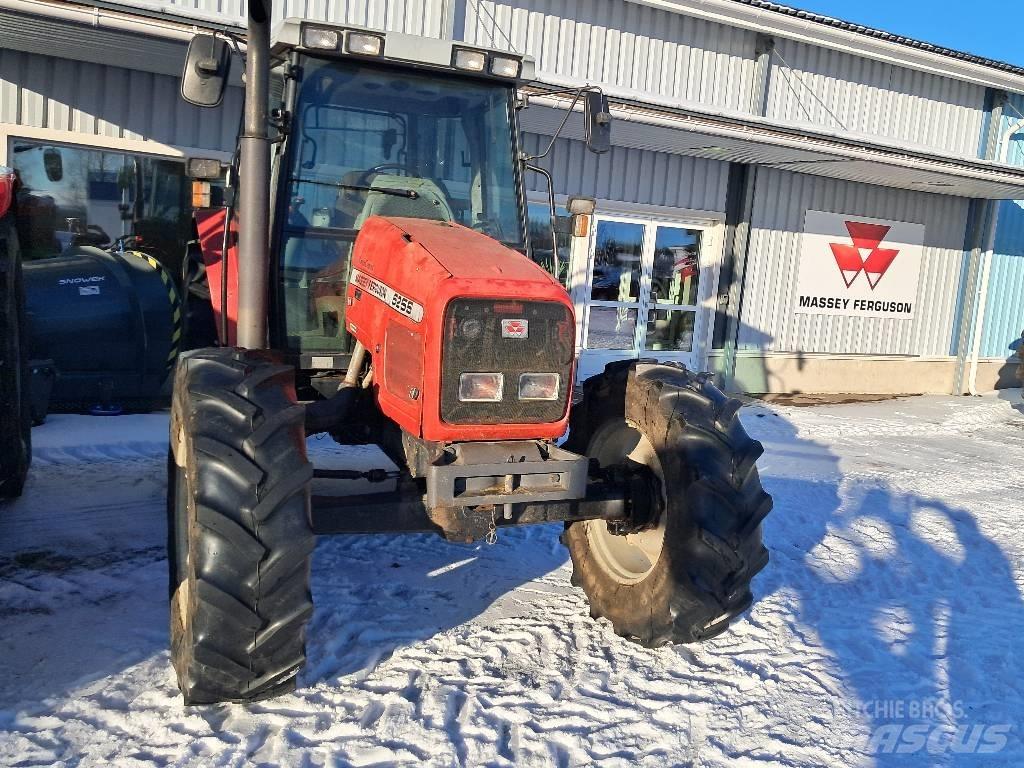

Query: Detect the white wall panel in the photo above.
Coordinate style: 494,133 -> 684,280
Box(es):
738,168 -> 970,357
0,48 -> 241,152
460,0 -> 758,113
104,0 -> 450,38
765,39 -> 986,158
521,133 -> 729,213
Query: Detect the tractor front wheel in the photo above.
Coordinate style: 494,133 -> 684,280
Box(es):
168,347 -> 315,704
563,361 -> 771,645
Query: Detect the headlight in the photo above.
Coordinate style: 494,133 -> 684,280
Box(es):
459,373 -> 503,402
345,32 -> 383,56
489,55 -> 521,78
303,27 -> 340,50
519,373 -> 560,401
453,48 -> 487,72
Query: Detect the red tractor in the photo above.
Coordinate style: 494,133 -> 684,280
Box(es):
169,2 -> 771,704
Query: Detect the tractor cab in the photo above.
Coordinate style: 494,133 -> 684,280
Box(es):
268,22 -> 536,361
184,20 -> 610,371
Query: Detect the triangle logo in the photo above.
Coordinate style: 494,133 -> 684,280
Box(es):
828,221 -> 900,290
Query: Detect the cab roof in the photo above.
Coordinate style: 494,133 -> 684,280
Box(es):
271,18 -> 537,83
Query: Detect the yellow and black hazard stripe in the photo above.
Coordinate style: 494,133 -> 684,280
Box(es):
125,250 -> 183,381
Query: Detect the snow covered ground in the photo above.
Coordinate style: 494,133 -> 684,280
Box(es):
2,391 -> 1023,767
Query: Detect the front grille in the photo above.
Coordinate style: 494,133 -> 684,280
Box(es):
441,298 -> 573,425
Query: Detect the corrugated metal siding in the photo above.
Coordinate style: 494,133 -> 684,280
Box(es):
106,0 -> 449,37
765,39 -> 987,158
461,0 -> 757,113
980,98 -> 1024,357
0,48 -> 241,152
981,199 -> 1024,357
520,133 -> 729,213
0,9 -> 191,80
739,168 -> 970,356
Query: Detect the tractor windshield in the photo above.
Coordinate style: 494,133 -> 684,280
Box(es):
276,57 -> 524,356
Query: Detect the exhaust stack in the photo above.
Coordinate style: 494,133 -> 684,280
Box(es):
235,0 -> 272,349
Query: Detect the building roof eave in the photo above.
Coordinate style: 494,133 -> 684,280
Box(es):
625,0 -> 1024,94
523,84 -> 1024,200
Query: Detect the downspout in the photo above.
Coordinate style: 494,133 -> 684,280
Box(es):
966,118 -> 1024,395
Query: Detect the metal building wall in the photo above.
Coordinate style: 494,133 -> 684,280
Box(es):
980,95 -> 1024,358
520,133 -> 729,213
107,0 -> 449,38
765,39 -> 987,158
738,168 -> 970,357
459,0 -> 758,113
0,48 -> 241,152
71,0 -> 994,167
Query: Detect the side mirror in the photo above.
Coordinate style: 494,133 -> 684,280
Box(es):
43,148 -> 63,182
181,34 -> 231,108
187,157 -> 223,180
584,91 -> 612,154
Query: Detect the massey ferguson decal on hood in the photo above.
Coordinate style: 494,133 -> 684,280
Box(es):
501,318 -> 529,338
794,210 -> 924,319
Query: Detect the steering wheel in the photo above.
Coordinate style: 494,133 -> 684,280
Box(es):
355,163 -> 421,188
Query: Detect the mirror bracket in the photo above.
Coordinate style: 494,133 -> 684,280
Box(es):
519,85 -> 613,162
524,163 -> 562,283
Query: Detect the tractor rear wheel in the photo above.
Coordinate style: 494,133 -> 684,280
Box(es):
0,228 -> 31,500
168,347 -> 315,704
563,361 -> 771,645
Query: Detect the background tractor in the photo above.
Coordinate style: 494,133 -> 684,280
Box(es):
168,1 -> 772,705
0,166 -> 31,498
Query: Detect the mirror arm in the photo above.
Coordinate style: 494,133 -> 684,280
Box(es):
521,85 -> 603,162
524,162 -> 560,283
207,30 -> 246,66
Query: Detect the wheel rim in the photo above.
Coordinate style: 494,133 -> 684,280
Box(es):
585,420 -> 666,585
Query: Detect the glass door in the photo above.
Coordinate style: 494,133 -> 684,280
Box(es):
576,214 -> 714,381
643,224 -> 702,355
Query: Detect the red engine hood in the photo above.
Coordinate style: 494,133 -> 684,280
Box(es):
383,217 -> 563,287
345,215 -> 575,443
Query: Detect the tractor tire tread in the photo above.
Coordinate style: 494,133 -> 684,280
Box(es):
563,361 -> 770,647
169,346 -> 314,706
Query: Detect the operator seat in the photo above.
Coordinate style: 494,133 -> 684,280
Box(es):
352,175 -> 454,228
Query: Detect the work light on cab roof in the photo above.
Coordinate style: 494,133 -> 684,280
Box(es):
279,19 -> 536,81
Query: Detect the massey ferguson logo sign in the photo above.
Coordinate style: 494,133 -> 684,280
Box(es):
795,210 -> 924,319
830,221 -> 899,289
501,319 -> 529,338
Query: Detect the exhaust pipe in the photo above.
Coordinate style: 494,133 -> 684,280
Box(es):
235,0 -> 272,349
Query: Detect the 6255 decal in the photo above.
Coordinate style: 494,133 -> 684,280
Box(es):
350,268 -> 424,323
